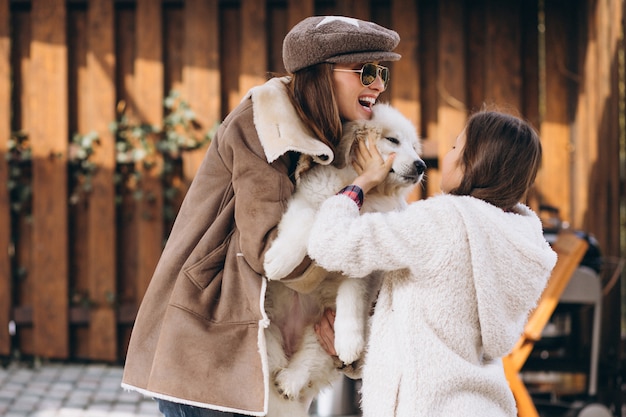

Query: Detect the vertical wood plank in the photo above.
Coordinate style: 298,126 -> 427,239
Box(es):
607,0 -> 624,253
29,0 -> 69,358
336,0 -> 370,21
466,0 -> 486,113
134,0 -> 164,304
420,0 -> 440,196
391,0 -> 420,128
573,0 -> 594,232
183,0 -> 219,181
485,0 -> 523,112
537,0 -> 574,222
391,0 -> 422,201
287,0 -> 313,29
581,0 -> 624,368
221,6 -> 241,113
117,6 -> 135,112
86,0 -> 117,361
581,0 -> 622,250
164,6 -> 184,94
12,8 -> 35,356
67,5 -> 90,359
521,0 -> 540,129
436,0 -> 467,195
315,2 -> 335,16
240,0 -> 267,95
0,0 -> 11,355
115,8 -> 139,355
162,6 -> 185,234
268,6 -> 288,74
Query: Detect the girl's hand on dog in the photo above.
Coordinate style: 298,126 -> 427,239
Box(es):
315,309 -> 337,357
352,139 -> 395,194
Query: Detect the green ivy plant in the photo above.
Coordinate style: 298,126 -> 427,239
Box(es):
6,130 -> 32,217
68,130 -> 100,205
111,90 -> 218,220
7,90 -> 217,216
6,130 -> 31,292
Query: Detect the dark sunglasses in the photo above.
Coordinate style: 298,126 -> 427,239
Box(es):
333,63 -> 390,88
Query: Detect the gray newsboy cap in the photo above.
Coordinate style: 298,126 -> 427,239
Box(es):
283,16 -> 401,73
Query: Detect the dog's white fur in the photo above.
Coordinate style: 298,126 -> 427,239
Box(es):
263,103 -> 425,417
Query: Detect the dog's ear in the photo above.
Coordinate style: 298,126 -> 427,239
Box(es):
336,122 -> 384,169
294,154 -> 315,182
334,121 -> 360,169
355,126 -> 383,149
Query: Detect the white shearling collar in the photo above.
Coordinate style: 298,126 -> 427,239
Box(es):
243,77 -> 334,165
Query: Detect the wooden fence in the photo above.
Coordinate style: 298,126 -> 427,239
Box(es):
0,0 -> 624,366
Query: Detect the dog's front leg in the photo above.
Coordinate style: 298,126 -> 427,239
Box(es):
266,322 -> 289,375
273,324 -> 337,401
334,278 -> 369,366
264,195 -> 315,280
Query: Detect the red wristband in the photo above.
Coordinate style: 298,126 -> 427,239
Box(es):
337,185 -> 364,209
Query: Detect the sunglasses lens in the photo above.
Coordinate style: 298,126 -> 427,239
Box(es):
380,67 -> 389,85
360,64 -> 388,87
361,63 -> 378,86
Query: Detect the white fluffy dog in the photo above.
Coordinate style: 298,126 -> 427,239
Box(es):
263,103 -> 425,417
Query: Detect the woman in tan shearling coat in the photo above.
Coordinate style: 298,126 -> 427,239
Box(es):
122,16 -> 402,417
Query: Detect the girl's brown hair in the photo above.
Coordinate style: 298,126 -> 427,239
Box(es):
286,63 -> 343,154
449,111 -> 542,210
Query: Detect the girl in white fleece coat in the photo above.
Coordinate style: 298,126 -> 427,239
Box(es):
309,111 -> 558,417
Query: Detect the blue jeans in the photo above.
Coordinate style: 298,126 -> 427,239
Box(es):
156,399 -> 249,417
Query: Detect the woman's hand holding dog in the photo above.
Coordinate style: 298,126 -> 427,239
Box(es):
352,139 -> 395,194
315,309 -> 337,357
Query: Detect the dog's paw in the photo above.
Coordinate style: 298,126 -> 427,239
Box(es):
264,238 -> 306,281
273,368 -> 311,401
334,321 -> 365,366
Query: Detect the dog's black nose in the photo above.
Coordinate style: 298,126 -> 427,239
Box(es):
414,159 -> 426,175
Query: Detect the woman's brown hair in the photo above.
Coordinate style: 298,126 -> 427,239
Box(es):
449,111 -> 542,210
286,63 -> 343,154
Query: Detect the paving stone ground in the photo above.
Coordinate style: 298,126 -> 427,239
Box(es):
0,361 -> 161,417
0,361 -> 361,417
